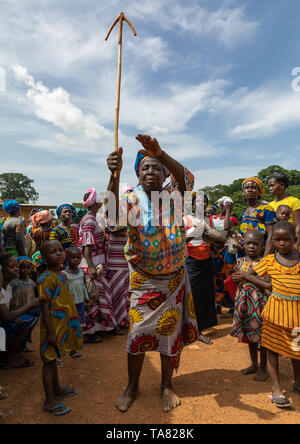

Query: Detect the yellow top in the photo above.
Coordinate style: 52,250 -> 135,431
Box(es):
269,196 -> 300,224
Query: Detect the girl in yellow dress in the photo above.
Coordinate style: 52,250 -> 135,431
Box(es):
38,240 -> 83,415
240,221 -> 300,409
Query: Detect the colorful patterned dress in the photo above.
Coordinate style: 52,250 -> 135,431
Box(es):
212,246 -> 236,309
240,204 -> 277,242
231,258 -> 269,344
32,227 -> 52,251
49,225 -> 76,250
37,271 -> 83,363
105,228 -> 129,328
78,215 -> 115,333
117,168 -> 198,370
253,254 -> 300,359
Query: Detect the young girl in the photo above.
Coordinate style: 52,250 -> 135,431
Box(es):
38,240 -> 84,415
0,255 -> 38,369
241,221 -> 300,408
64,247 -> 89,359
231,230 -> 270,382
10,257 -> 39,353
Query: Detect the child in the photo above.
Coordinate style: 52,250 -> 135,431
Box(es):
211,241 -> 236,317
241,222 -> 300,409
10,257 -> 39,352
38,240 -> 84,415
231,230 -> 270,382
64,247 -> 89,359
276,205 -> 292,222
0,255 -> 38,369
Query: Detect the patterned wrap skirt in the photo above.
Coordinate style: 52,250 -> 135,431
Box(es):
127,265 -> 198,370
261,294 -> 300,360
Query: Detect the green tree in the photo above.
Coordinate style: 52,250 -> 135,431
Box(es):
0,173 -> 39,203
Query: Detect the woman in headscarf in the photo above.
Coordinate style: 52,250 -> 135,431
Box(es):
268,172 -> 300,251
240,178 -> 277,256
107,134 -> 198,414
31,210 -> 53,251
78,188 -> 116,341
49,204 -> 78,250
1,200 -> 26,257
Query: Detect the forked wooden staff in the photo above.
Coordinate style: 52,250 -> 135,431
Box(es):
105,12 -> 137,177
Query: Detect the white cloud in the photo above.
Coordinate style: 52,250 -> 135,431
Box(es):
227,87 -> 300,139
11,64 -> 114,150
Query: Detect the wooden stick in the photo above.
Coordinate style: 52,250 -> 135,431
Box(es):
105,12 -> 137,177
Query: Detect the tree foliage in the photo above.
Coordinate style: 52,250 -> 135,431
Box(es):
200,165 -> 300,221
0,173 -> 39,203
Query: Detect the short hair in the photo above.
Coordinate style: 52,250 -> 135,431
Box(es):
269,173 -> 289,188
244,230 -> 265,243
66,246 -> 81,257
0,254 -> 14,269
272,221 -> 296,239
276,205 -> 292,214
40,239 -> 60,257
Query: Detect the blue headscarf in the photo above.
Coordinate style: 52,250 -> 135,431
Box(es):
56,204 -> 76,218
2,199 -> 20,214
134,152 -> 169,179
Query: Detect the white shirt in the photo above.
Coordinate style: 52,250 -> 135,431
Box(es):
0,285 -> 12,310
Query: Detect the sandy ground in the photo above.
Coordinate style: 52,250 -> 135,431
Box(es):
0,313 -> 300,424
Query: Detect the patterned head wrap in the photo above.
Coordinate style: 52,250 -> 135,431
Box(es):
17,256 -> 32,266
242,177 -> 265,196
2,199 -> 20,214
82,188 -> 100,208
134,152 -> 169,179
32,210 -> 53,230
56,204 -> 76,218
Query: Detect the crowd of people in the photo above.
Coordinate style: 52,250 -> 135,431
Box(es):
0,134 -> 299,419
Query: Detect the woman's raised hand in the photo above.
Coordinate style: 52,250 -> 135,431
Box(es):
107,148 -> 123,174
136,134 -> 162,158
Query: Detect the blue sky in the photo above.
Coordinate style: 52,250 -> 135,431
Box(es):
0,0 -> 300,204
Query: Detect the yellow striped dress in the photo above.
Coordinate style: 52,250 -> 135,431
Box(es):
253,254 -> 300,359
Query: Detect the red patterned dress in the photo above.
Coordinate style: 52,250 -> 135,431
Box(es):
106,228 -> 129,328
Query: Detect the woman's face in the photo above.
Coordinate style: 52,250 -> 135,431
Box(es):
139,158 -> 165,193
60,207 -> 73,223
268,178 -> 285,197
243,181 -> 260,202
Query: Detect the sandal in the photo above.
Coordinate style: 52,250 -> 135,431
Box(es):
198,334 -> 213,345
84,335 -> 102,344
44,402 -> 71,416
0,387 -> 8,400
57,386 -> 79,399
69,351 -> 84,360
271,395 -> 291,409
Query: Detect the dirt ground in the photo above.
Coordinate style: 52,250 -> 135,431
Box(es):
1,313 -> 300,424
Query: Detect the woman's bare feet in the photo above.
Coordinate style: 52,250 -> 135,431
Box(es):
162,388 -> 181,413
254,368 -> 268,382
115,385 -> 138,412
241,364 -> 258,375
